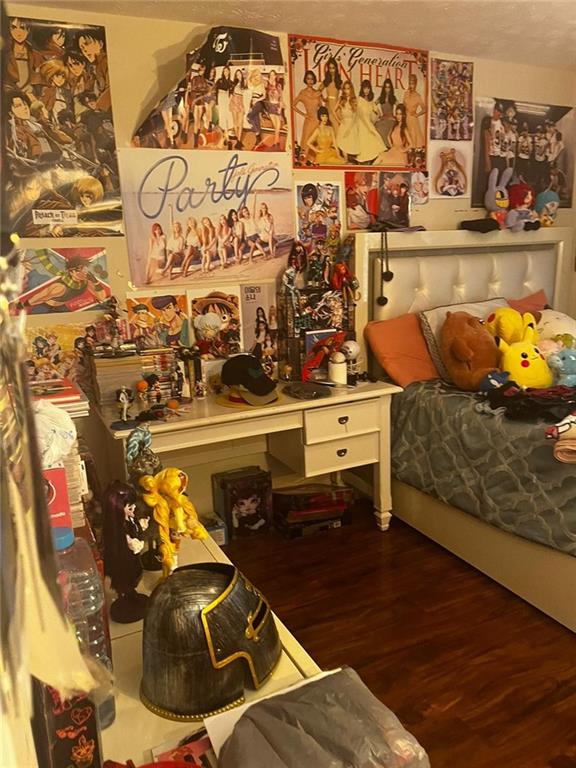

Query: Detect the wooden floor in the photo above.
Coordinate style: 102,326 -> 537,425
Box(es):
224,510 -> 576,768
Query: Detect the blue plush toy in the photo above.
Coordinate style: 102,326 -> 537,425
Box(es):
547,348 -> 576,387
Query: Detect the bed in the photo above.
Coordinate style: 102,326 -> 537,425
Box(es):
353,228 -> 576,633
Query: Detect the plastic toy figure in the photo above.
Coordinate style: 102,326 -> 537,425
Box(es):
116,386 -> 133,421
102,480 -> 150,622
194,379 -> 207,399
139,468 -> 208,576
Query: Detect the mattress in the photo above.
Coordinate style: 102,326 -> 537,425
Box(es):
391,380 -> 576,556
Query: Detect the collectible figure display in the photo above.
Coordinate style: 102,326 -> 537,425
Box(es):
2,16 -> 123,237
289,35 -> 428,170
102,480 -> 149,623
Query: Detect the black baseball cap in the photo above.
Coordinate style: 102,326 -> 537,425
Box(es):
221,354 -> 278,406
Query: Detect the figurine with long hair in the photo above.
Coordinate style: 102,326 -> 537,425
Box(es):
139,468 -> 207,576
102,480 -> 150,622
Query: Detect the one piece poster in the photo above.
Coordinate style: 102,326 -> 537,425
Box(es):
132,27 -> 288,153
118,148 -> 294,287
239,282 -> 278,374
430,58 -> 473,141
2,16 -> 123,237
295,180 -> 343,252
429,142 -> 471,198
25,322 -> 90,383
377,172 -> 411,226
126,293 -> 190,347
344,171 -> 379,230
472,97 -> 575,208
188,288 -> 242,358
289,34 -> 428,170
12,247 -> 111,314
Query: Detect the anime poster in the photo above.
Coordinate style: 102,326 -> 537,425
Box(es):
429,142 -> 471,198
240,282 -> 278,375
289,35 -> 428,170
472,97 -> 575,208
118,148 -> 294,287
25,322 -> 89,382
187,288 -> 242,359
132,27 -> 288,153
12,246 -> 110,314
295,180 -> 343,253
430,58 -> 473,141
2,16 -> 123,237
378,172 -> 411,226
344,171 -> 379,230
126,293 -> 190,348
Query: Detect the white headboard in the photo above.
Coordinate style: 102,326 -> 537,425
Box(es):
354,228 -> 575,363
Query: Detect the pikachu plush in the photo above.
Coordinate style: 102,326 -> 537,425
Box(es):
496,323 -> 552,389
485,307 -> 538,346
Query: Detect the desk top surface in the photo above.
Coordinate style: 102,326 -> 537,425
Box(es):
101,380 -> 402,440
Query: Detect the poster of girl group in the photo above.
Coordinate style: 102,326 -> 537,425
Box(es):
289,34 -> 428,170
2,15 -> 123,237
472,97 -> 575,208
118,147 -> 294,287
430,58 -> 473,141
132,27 -> 289,153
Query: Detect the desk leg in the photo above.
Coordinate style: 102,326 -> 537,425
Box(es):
374,395 -> 393,531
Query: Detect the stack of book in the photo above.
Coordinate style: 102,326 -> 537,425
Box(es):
30,377 -> 90,418
88,348 -> 176,406
273,483 -> 355,538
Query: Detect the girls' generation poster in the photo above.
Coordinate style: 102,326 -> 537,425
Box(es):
472,97 -> 575,208
429,142 -> 471,198
118,147 -> 294,287
239,282 -> 278,372
12,246 -> 111,314
187,288 -> 242,359
132,26 -> 289,153
289,34 -> 428,170
2,15 -> 123,237
430,58 -> 473,141
295,181 -> 343,253
126,293 -> 190,348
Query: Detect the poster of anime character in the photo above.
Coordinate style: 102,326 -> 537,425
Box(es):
295,180 -> 343,254
239,282 -> 278,376
429,142 -> 471,198
118,148 -> 294,287
12,246 -> 111,314
410,169 -> 429,205
289,35 -> 428,170
132,27 -> 289,153
472,97 -> 574,208
430,58 -> 473,141
126,293 -> 190,347
187,288 -> 242,359
344,171 -> 379,230
2,15 -> 123,237
25,321 -> 90,383
377,172 -> 411,226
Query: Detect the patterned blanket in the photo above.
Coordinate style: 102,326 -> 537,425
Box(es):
391,380 -> 576,556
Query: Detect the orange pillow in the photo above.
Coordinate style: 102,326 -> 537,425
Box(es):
364,313 -> 440,387
506,289 -> 548,315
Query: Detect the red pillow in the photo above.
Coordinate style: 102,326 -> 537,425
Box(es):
364,313 -> 440,387
506,289 -> 548,315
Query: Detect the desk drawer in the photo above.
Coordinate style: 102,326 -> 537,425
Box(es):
304,432 -> 379,476
304,399 -> 379,444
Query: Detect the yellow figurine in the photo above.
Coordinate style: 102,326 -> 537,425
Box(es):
496,323 -> 552,389
140,468 -> 207,577
485,307 -> 538,346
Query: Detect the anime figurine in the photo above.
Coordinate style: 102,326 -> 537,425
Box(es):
193,312 -> 222,360
330,262 -> 360,304
115,386 -> 133,422
139,468 -> 208,577
281,264 -> 300,311
194,379 -> 207,399
505,183 -> 541,233
102,480 -> 150,623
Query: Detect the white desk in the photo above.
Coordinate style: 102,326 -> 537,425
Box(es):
103,535 -> 320,765
103,381 -> 401,530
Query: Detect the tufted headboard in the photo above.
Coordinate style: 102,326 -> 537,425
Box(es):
354,228 -> 575,364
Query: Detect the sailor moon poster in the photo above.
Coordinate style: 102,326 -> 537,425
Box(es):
118,148 -> 294,288
289,35 -> 428,170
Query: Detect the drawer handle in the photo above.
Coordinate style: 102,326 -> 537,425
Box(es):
338,416 -> 349,425
337,448 -> 348,457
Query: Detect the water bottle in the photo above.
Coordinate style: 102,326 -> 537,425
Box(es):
54,527 -> 116,729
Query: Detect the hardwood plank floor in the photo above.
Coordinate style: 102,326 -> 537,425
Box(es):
224,510 -> 576,768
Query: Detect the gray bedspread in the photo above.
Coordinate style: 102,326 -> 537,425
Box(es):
391,380 -> 576,556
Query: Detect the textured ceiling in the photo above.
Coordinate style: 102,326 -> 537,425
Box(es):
12,0 -> 576,71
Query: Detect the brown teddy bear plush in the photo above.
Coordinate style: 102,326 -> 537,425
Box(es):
440,311 -> 500,391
